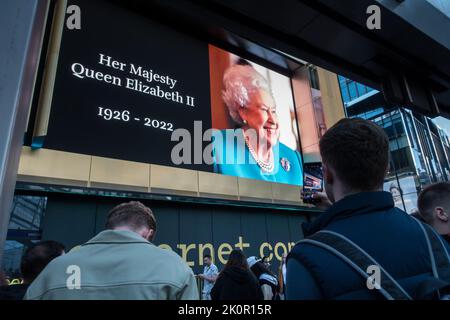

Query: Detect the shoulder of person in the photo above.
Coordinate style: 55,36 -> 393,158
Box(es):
153,246 -> 195,274
153,245 -> 185,261
287,238 -> 326,270
211,264 -> 219,271
24,255 -> 68,300
289,239 -> 307,255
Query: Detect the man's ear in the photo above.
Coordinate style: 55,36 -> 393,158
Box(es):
139,228 -> 155,241
323,163 -> 333,185
435,207 -> 449,222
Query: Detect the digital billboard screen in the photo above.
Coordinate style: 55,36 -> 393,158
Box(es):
38,0 -> 304,186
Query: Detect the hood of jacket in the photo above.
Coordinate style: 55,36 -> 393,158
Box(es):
301,191 -> 395,236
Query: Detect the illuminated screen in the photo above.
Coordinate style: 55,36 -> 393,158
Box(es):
39,0 -> 303,186
209,46 -> 302,185
303,163 -> 323,190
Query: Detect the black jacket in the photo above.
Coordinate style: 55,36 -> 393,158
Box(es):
286,191 -> 450,300
211,266 -> 264,300
0,284 -> 29,300
443,234 -> 450,245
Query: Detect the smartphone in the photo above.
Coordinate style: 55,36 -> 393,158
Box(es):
302,162 -> 323,204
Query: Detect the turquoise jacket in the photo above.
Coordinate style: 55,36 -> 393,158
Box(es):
213,129 -> 303,185
24,230 -> 199,300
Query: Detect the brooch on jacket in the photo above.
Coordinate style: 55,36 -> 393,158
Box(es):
280,157 -> 291,172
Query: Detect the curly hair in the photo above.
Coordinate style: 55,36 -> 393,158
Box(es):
222,61 -> 271,125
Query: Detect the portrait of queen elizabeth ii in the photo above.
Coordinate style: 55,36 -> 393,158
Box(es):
212,59 -> 303,186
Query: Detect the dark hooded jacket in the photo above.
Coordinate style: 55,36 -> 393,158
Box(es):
0,284 -> 29,300
211,266 -> 264,300
286,191 -> 450,300
443,234 -> 450,245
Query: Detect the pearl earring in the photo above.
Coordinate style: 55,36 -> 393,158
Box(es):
243,119 -> 248,125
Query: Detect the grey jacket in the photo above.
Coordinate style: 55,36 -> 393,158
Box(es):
24,230 -> 199,300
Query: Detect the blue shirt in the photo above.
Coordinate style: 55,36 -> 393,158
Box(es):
212,129 -> 303,186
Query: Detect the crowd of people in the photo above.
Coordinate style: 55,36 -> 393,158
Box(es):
1,118 -> 449,300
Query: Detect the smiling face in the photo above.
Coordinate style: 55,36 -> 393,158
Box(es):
239,89 -> 280,147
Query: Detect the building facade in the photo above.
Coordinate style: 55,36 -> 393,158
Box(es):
339,76 -> 450,213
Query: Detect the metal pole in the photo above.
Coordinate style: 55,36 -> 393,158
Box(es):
0,0 -> 48,267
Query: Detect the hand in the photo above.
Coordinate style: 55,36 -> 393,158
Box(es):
302,191 -> 332,210
312,191 -> 332,210
197,274 -> 205,279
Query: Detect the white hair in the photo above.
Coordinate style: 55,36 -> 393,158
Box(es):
222,64 -> 270,125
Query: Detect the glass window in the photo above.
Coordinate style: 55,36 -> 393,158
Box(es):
403,112 -> 419,150
403,192 -> 419,214
356,83 -> 367,96
391,148 -> 414,172
308,67 -> 320,90
1,195 -> 47,280
384,124 -> 395,138
2,241 -> 26,282
338,75 -> 347,84
348,82 -> 358,100
341,85 -> 350,104
383,179 -> 405,211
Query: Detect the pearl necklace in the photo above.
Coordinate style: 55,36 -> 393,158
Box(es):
244,132 -> 274,173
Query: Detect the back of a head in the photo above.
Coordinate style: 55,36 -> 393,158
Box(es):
418,182 -> 450,223
21,240 -> 65,283
224,250 -> 248,270
106,201 -> 157,234
319,118 -> 389,192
